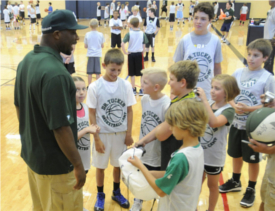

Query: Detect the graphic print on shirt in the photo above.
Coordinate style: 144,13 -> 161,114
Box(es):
141,111 -> 162,136
101,98 -> 127,127
77,121 -> 90,150
201,125 -> 218,149
187,52 -> 212,82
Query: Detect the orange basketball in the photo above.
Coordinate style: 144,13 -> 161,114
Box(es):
143,7 -> 147,12
44,8 -> 48,12
29,1 -> 33,3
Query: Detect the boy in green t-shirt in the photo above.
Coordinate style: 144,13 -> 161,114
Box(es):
220,2 -> 234,43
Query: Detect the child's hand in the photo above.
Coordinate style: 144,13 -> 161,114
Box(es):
127,155 -> 143,168
196,87 -> 207,102
86,125 -> 100,134
65,57 -> 70,64
95,139 -> 105,153
236,102 -> 249,113
134,140 -> 145,148
125,134 -> 134,146
124,51 -> 131,55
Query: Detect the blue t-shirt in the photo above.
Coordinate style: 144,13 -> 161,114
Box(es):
48,6 -> 53,14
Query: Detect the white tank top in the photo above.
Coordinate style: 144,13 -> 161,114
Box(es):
35,4 -> 40,14
177,3 -> 183,11
183,33 -> 219,99
128,30 -> 144,53
170,5 -> 176,14
97,6 -> 101,16
145,17 -> 157,34
120,8 -> 126,20
158,146 -> 204,211
30,8 -> 36,18
94,77 -> 128,133
232,68 -> 271,130
77,103 -> 91,170
201,101 -> 231,167
104,6 -> 109,18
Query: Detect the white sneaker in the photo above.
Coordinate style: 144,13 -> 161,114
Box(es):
83,208 -> 89,211
220,37 -> 224,41
223,39 -> 227,43
130,198 -> 143,211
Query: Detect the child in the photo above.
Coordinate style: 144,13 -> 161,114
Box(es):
219,39 -> 275,208
104,3 -> 110,26
19,1 -> 25,24
35,1 -> 41,25
176,0 -> 185,25
48,2 -> 53,14
110,0 -> 116,18
125,2 -> 130,19
3,6 -> 11,30
220,2 -> 234,43
120,4 -> 127,28
109,10 -> 123,49
240,3 -> 248,26
87,49 -> 136,211
29,4 -> 36,31
212,1 -> 218,22
135,1 -> 141,17
130,67 -> 170,211
27,1 -> 31,24
84,19 -> 105,85
169,2 -> 176,30
128,99 -> 209,211
146,4 -> 152,17
96,2 -> 102,26
189,1 -> 194,22
197,74 -> 240,211
12,2 -> 20,30
143,8 -> 160,62
174,2 -> 222,100
152,1 -> 157,11
127,6 -> 142,29
116,2 -> 121,12
161,1 -> 168,20
60,45 -> 76,75
135,60 -> 200,170
121,17 -> 149,96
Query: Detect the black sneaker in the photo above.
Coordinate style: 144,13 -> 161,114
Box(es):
219,178 -> 242,193
133,87 -> 137,95
144,56 -> 148,62
240,187 -> 255,208
139,89 -> 144,96
151,57 -> 156,62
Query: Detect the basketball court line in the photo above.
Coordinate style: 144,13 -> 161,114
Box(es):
219,174 -> 230,211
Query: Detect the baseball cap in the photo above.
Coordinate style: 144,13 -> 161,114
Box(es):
42,10 -> 87,34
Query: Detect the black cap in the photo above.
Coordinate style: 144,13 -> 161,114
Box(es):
42,10 -> 87,34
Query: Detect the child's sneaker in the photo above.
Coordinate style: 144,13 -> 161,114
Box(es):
219,178 -> 242,193
220,36 -> 224,41
151,57 -> 156,62
112,188 -> 130,208
240,187 -> 255,208
133,87 -> 137,95
144,56 -> 148,61
139,89 -> 144,96
94,192 -> 105,211
130,198 -> 143,211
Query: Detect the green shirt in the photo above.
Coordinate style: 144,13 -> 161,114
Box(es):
14,45 -> 77,175
212,107 -> 235,126
123,31 -> 149,44
224,9 -> 234,24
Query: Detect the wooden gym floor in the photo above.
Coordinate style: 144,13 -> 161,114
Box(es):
1,18 -> 273,211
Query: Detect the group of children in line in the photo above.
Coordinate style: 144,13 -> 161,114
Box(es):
59,2 -> 275,211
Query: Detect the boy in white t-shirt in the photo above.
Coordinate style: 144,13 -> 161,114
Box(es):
104,3 -> 110,26
87,49 -> 136,211
27,2 -> 31,24
109,10 -> 123,49
239,3 -> 248,26
84,19 -> 105,85
110,0 -> 116,18
130,67 -> 170,211
12,2 -> 20,30
127,6 -> 142,29
19,1 -> 25,25
96,2 -> 102,26
3,6 -> 11,30
128,99 -> 208,211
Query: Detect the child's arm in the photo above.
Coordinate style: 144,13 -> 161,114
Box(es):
151,171 -> 166,178
125,106 -> 134,146
121,42 -> 129,55
78,125 -> 100,140
214,63 -> 222,75
128,156 -> 166,197
235,103 -> 262,113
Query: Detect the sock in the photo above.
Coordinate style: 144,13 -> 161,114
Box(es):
145,52 -> 148,57
97,186 -> 104,193
248,181 -> 256,190
113,182 -> 120,191
232,173 -> 241,183
152,52 -> 155,58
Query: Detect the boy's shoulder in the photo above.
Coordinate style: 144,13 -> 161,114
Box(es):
233,67 -> 245,76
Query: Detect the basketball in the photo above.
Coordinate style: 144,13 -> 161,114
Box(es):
143,7 -> 147,12
246,107 -> 275,144
44,8 -> 48,12
201,125 -> 214,144
235,95 -> 253,115
29,1 -> 33,3
106,104 -> 123,123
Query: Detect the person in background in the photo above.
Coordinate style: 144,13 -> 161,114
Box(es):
48,2 -> 53,14
36,1 -> 41,25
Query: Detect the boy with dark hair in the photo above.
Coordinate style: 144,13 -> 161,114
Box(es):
109,10 -> 123,48
220,2 -> 234,43
121,17 -> 149,96
144,8 -> 160,62
48,2 -> 53,14
219,38 -> 275,208
174,2 -> 222,100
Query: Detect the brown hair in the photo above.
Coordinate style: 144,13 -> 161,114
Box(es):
130,17 -> 139,27
104,49 -> 124,65
194,2 -> 214,20
247,38 -> 272,58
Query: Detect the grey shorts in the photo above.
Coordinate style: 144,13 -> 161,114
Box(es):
87,57 -> 101,74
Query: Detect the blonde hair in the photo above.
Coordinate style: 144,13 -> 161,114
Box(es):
132,6 -> 139,12
121,4 -> 125,8
168,60 -> 200,89
212,74 -> 240,102
130,17 -> 139,27
165,99 -> 208,137
141,67 -> 168,90
89,19 -> 98,28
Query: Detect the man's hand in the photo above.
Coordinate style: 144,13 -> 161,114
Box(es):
73,164 -> 86,190
248,139 -> 269,154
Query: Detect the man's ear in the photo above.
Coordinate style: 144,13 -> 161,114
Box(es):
52,30 -> 61,40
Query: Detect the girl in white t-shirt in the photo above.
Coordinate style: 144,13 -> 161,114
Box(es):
104,3 -> 110,26
73,76 -> 100,174
120,4 -> 127,28
240,3 -> 248,26
29,4 -> 36,31
197,74 -> 240,211
152,1 -> 157,11
3,6 -> 11,30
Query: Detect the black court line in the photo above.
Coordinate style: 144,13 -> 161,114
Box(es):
1,78 -> 16,86
211,24 -> 247,65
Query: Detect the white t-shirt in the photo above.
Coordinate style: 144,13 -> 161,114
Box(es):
19,4 -> 25,12
110,2 -> 115,15
170,5 -> 176,14
125,5 -> 129,16
120,8 -> 127,20
127,14 -> 142,23
240,6 -> 248,14
214,4 -> 218,15
264,7 -> 275,39
35,4 -> 40,14
87,78 -> 136,109
7,5 -> 13,13
104,5 -> 109,19
84,31 -> 105,57
231,3 -> 235,11
27,5 -> 31,15
30,8 -> 36,18
97,6 -> 101,17
13,6 -> 19,15
109,18 -> 123,34
3,9 -> 10,22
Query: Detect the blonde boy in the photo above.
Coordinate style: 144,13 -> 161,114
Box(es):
84,19 -> 104,85
129,99 -> 208,211
127,6 -> 142,28
136,60 -> 200,170
87,49 -> 136,211
130,68 -> 170,210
